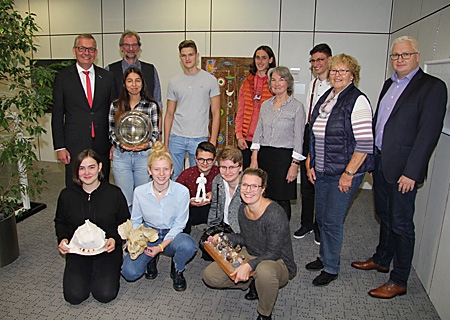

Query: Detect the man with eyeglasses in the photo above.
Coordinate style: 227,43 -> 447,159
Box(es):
52,33 -> 117,186
107,30 -> 163,138
176,141 -> 219,234
352,36 -> 447,299
293,43 -> 332,245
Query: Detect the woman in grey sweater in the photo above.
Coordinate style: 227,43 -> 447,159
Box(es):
207,146 -> 243,232
203,168 -> 297,320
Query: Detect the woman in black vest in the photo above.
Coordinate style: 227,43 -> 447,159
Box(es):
305,54 -> 374,286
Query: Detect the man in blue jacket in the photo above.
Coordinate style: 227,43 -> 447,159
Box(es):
352,36 -> 447,299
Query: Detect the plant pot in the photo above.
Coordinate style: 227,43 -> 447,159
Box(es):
0,212 -> 19,267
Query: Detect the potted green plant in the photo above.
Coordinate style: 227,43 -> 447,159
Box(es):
0,0 -> 56,267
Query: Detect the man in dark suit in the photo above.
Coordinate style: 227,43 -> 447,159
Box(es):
106,30 -> 162,136
52,33 -> 117,186
351,36 -> 447,298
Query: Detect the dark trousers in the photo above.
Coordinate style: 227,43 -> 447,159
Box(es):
300,160 -> 318,232
372,153 -> 417,287
63,247 -> 122,304
300,123 -> 319,234
241,140 -> 252,170
273,200 -> 291,221
183,204 -> 211,234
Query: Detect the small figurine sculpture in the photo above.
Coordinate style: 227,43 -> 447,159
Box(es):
195,172 -> 208,202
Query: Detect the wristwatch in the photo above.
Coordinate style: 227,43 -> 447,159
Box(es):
344,170 -> 354,176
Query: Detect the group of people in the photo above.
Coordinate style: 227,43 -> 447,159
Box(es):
294,36 -> 446,302
52,30 -> 447,320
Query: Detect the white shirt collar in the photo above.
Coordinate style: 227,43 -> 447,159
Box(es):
76,63 -> 95,74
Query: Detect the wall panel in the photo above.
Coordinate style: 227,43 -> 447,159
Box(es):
187,0 -> 211,31
103,0 -> 124,33
280,0 -> 315,31
316,0 -> 391,33
278,32 -> 314,101
33,36 -> 52,59
211,0 -> 280,31
30,0 -> 50,35
125,0 -> 185,32
48,0 -> 102,35
211,32 -> 279,58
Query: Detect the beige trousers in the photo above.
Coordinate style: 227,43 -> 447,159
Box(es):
202,248 -> 289,317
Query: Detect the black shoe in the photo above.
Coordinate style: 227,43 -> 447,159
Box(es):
293,226 -> 313,239
305,257 -> 324,271
256,313 -> 272,320
314,232 -> 321,245
312,271 -> 338,287
170,260 -> 187,291
145,255 -> 159,280
244,279 -> 258,300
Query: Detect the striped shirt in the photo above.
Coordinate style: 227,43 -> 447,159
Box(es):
250,95 -> 306,160
313,93 -> 373,172
108,98 -> 159,149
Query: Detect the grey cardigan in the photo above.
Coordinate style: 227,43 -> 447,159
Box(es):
207,174 -> 242,233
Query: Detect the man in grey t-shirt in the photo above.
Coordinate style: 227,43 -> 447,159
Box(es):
164,40 -> 220,180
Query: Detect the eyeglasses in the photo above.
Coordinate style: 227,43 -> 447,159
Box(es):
329,69 -> 350,76
196,158 -> 214,164
76,46 -> 96,53
270,77 -> 287,83
241,183 -> 262,191
390,52 -> 418,60
122,43 -> 140,49
309,57 -> 325,64
219,165 -> 240,172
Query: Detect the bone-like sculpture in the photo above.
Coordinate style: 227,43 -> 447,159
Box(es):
118,220 -> 159,260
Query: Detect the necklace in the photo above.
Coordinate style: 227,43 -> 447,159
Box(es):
153,182 -> 170,195
83,181 -> 101,201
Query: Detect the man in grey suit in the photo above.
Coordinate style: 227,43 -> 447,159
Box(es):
52,33 -> 117,186
352,36 -> 447,298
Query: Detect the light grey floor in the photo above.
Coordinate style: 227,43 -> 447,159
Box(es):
0,161 -> 441,319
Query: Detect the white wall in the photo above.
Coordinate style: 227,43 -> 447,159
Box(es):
14,0 -> 392,161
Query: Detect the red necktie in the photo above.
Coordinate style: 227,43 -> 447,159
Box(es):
82,71 -> 95,138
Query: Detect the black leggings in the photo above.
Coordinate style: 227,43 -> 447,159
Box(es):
63,247 -> 122,304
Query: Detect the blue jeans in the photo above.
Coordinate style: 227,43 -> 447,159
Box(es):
315,171 -> 364,275
169,134 -> 207,180
112,148 -> 150,208
121,229 -> 197,281
371,153 -> 417,287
